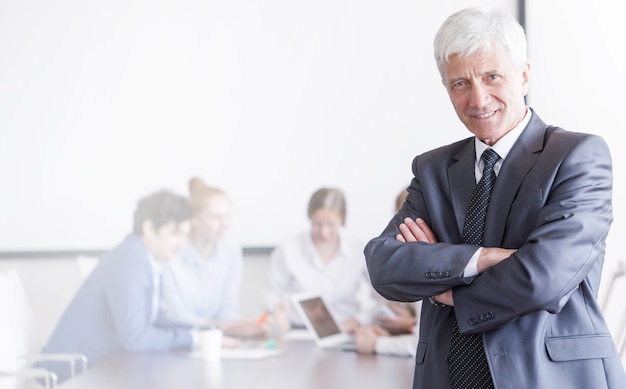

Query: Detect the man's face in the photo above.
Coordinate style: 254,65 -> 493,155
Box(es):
442,45 -> 530,146
144,220 -> 191,261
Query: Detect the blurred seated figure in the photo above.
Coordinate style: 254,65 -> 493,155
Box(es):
160,177 -> 262,338
39,190 -> 194,383
376,300 -> 418,335
354,301 -> 421,356
395,187 -> 409,215
353,187 -> 421,356
263,187 -> 381,333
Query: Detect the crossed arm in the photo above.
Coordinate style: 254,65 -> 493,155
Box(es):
396,217 -> 516,306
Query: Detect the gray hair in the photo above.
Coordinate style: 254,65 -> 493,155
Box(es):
434,7 -> 528,77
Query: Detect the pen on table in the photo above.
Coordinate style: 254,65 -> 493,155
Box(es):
256,311 -> 279,349
256,310 -> 269,326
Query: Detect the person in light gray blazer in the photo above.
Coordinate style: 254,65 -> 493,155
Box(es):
364,7 -> 626,389
40,190 -> 194,384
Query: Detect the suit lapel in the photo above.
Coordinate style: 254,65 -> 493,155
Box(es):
484,112 -> 547,246
449,140 -> 477,240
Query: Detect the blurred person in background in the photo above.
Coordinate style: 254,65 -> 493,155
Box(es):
263,187 -> 382,333
160,177 -> 262,339
354,188 -> 421,356
40,190 -> 194,383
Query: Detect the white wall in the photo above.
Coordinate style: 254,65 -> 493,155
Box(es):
525,0 -> 626,264
0,0 -> 515,251
3,2 -> 622,259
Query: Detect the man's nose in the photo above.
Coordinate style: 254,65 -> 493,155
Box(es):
469,83 -> 490,108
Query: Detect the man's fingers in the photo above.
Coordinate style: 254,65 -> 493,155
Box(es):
397,218 -> 438,244
398,223 -> 418,242
415,218 -> 437,243
403,218 -> 429,242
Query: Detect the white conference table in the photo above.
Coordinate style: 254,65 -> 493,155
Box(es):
58,338 -> 416,389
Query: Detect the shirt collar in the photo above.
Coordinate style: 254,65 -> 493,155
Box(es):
147,252 -> 163,275
306,228 -> 350,266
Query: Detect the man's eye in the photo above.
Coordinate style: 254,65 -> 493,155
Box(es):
451,80 -> 466,89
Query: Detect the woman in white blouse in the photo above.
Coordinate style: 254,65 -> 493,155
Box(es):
263,187 -> 380,332
160,177 -> 260,337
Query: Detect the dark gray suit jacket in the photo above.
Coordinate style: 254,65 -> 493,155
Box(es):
365,110 -> 626,388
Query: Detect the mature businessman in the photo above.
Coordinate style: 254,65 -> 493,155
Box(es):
364,7 -> 626,389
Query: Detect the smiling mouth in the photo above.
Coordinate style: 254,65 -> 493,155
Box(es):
475,111 -> 496,119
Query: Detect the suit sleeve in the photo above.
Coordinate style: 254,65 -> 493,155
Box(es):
365,152 -> 480,303
106,259 -> 193,351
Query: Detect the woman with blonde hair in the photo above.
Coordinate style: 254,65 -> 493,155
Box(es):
160,177 -> 260,337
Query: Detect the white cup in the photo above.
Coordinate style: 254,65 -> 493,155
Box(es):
199,327 -> 223,361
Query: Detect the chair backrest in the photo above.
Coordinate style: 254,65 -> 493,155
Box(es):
0,270 -> 40,371
76,256 -> 99,280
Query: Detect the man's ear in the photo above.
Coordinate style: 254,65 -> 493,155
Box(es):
521,61 -> 531,96
141,219 -> 156,238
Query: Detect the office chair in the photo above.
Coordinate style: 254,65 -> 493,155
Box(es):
0,270 -> 87,389
75,255 -> 99,280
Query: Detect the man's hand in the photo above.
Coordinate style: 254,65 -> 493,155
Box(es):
477,247 -> 517,273
395,218 -> 454,305
396,218 -> 438,244
431,290 -> 453,306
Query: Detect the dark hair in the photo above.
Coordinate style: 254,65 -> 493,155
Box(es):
132,190 -> 191,235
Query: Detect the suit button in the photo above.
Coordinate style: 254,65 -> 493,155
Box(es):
438,271 -> 446,278
445,271 -> 452,277
424,272 -> 432,279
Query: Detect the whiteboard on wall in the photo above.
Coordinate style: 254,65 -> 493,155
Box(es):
0,0 -> 516,251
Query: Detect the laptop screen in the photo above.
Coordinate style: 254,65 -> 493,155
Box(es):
297,296 -> 342,339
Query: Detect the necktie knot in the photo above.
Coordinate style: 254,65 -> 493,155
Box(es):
481,148 -> 500,175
